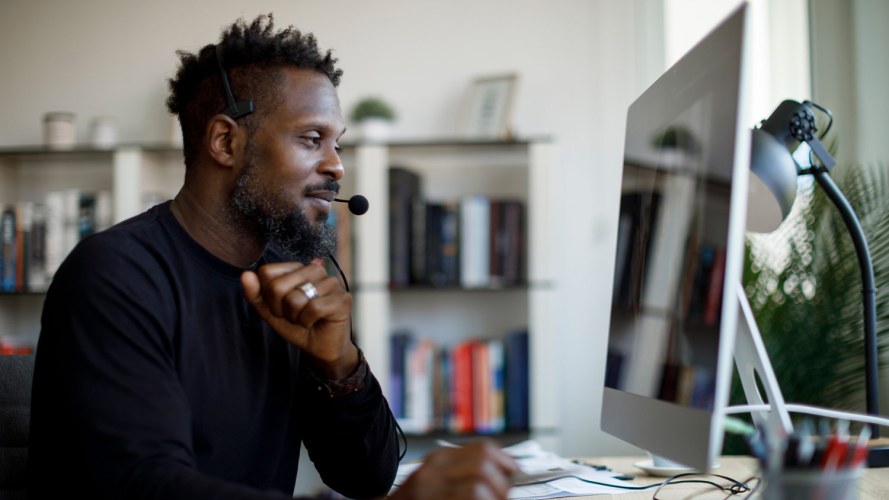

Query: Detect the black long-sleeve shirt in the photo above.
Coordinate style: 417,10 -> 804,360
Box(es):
27,201 -> 399,499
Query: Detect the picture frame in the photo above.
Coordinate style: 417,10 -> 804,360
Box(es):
460,73 -> 518,139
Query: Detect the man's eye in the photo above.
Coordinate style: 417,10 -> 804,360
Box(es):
301,136 -> 321,147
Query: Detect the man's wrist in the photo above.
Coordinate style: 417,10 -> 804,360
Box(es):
307,347 -> 368,398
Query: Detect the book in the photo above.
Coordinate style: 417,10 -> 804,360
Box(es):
449,340 -> 475,433
490,200 -> 524,286
389,167 -> 422,288
410,197 -> 427,284
1,206 -> 16,292
613,192 -> 661,309
425,202 -> 460,287
472,340 -> 491,432
78,192 -> 97,239
460,195 -> 490,288
487,338 -> 506,433
402,337 -> 435,433
27,203 -> 47,291
43,191 -> 65,279
63,189 -> 81,257
433,346 -> 451,430
678,231 -> 701,320
94,190 -> 113,232
388,331 -> 412,419
504,330 -> 529,430
687,243 -> 717,322
14,202 -> 32,292
690,367 -> 716,410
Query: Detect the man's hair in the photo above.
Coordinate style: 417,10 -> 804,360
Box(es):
166,14 -> 343,167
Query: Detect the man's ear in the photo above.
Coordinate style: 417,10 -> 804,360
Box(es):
205,114 -> 246,167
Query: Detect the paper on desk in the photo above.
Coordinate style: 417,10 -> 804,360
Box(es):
504,441 -> 637,498
394,440 -> 638,499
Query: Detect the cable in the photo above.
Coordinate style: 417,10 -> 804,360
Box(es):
327,252 -> 350,293
725,403 -> 889,428
503,472 -> 753,495
327,251 -> 409,462
805,100 -> 834,140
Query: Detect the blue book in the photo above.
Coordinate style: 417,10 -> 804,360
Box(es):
1,207 -> 17,292
389,331 -> 412,419
504,329 -> 529,430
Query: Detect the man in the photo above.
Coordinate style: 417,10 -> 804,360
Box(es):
27,13 -> 517,500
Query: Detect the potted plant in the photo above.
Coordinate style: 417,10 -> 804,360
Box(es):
350,96 -> 396,142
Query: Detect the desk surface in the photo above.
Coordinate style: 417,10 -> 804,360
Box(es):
570,456 -> 889,499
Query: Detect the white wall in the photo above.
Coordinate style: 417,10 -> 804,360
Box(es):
1,0 -> 820,466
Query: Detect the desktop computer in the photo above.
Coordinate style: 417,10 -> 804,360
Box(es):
600,3 -> 752,473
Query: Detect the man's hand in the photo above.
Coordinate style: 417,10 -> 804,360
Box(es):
241,262 -> 356,379
390,441 -> 520,500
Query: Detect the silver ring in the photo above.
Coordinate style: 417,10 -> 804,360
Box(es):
298,282 -> 318,301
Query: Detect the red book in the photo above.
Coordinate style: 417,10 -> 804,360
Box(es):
472,341 -> 490,433
449,341 -> 475,433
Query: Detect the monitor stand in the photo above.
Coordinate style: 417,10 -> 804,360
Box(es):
728,282 -> 889,467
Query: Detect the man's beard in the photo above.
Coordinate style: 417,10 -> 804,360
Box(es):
231,159 -> 338,265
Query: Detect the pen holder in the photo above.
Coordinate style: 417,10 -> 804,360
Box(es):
763,467 -> 863,500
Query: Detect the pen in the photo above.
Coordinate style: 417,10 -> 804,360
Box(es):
848,425 -> 871,469
783,432 -> 801,469
745,426 -> 768,466
820,420 -> 850,471
795,419 -> 817,468
810,419 -> 831,466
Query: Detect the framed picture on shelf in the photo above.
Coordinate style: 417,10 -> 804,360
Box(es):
460,73 -> 517,140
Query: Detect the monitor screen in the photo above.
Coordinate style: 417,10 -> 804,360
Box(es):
601,3 -> 752,472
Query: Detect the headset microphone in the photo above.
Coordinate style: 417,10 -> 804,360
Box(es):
334,195 -> 369,216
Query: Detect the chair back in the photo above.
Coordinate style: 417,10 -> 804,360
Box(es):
0,354 -> 35,500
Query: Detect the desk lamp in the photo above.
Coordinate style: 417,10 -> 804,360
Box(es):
749,99 -> 886,465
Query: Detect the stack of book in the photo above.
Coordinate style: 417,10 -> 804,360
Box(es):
388,329 -> 529,435
0,190 -> 111,293
388,167 -> 525,289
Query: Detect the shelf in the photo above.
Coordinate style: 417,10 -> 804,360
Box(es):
0,291 -> 48,297
340,137 -> 553,149
0,142 -> 183,160
347,140 -> 558,451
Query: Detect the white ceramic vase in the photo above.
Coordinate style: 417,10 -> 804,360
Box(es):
358,118 -> 392,142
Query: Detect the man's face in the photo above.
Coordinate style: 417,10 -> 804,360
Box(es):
231,68 -> 346,263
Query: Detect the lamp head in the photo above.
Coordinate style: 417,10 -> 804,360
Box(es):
747,99 -> 835,233
747,126 -> 800,232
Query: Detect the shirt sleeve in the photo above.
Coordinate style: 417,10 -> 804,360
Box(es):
299,353 -> 400,499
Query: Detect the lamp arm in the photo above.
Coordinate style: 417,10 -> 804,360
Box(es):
812,170 -> 880,437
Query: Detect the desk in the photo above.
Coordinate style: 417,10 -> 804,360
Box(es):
570,456 -> 889,499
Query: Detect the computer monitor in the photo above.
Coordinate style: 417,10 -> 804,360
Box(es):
601,3 -> 752,472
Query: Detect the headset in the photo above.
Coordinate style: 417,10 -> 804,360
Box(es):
215,44 -> 254,119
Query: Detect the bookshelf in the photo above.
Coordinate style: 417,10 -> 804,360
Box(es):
347,139 -> 558,449
0,144 -> 183,350
0,139 -> 560,450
